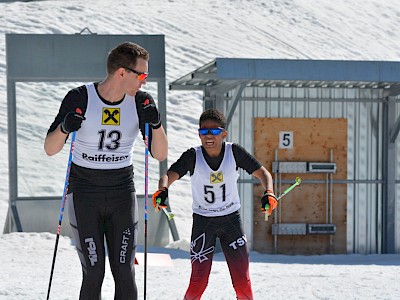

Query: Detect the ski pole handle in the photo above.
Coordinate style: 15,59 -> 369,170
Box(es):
264,177 -> 301,221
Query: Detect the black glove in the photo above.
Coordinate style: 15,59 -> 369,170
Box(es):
60,112 -> 86,134
152,187 -> 168,211
143,101 -> 161,129
261,190 -> 278,216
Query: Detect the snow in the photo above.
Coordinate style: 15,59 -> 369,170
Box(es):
0,0 -> 400,299
0,232 -> 399,299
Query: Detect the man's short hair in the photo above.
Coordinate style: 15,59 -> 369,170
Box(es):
107,42 -> 149,74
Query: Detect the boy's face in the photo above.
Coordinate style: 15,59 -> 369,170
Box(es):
198,119 -> 227,154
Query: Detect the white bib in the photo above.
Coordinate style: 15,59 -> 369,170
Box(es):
72,83 -> 139,169
191,143 -> 241,216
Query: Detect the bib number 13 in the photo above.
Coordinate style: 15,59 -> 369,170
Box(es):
204,184 -> 226,203
98,129 -> 121,150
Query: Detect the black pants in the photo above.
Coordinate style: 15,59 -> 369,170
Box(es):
184,211 -> 253,300
67,189 -> 138,300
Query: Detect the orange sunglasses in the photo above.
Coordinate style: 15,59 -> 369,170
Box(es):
122,65 -> 148,81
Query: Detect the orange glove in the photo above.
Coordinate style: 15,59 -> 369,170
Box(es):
152,187 -> 168,211
261,189 -> 277,216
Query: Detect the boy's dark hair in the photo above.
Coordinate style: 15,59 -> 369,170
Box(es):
199,109 -> 227,128
107,42 -> 149,74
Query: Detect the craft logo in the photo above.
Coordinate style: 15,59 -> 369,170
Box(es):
120,228 -> 131,263
102,108 -> 120,125
210,171 -> 223,184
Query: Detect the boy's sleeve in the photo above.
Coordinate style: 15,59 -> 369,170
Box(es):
232,143 -> 262,174
168,148 -> 196,178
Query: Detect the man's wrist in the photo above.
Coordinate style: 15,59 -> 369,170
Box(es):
151,120 -> 161,129
60,122 -> 69,134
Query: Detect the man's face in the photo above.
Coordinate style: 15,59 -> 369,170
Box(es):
123,57 -> 148,96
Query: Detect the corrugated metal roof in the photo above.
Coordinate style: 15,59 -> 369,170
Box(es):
170,58 -> 400,96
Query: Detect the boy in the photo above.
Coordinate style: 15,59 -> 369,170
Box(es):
152,109 -> 277,299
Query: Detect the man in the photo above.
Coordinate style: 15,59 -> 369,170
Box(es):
152,109 -> 277,299
44,42 -> 167,300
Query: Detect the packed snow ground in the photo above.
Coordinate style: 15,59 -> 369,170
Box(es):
0,232 -> 399,300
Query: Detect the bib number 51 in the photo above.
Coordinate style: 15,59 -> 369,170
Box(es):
204,184 -> 226,203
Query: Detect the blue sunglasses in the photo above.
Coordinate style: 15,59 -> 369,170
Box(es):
198,127 -> 225,136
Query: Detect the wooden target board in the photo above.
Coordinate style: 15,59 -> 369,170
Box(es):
253,118 -> 347,254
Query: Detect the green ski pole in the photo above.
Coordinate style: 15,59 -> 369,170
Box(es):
265,177 -> 301,221
155,201 -> 175,220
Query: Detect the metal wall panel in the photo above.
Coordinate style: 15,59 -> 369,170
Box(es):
396,104 -> 400,252
222,86 -> 398,254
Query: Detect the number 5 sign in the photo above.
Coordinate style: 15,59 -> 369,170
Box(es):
279,131 -> 293,149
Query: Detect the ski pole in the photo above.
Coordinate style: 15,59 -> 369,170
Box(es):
46,131 -> 76,300
144,123 -> 149,300
161,207 -> 174,220
155,202 -> 175,220
265,177 -> 301,221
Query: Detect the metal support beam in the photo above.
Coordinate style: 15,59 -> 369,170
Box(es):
389,113 -> 400,143
208,80 -> 242,95
5,79 -> 22,233
382,96 -> 396,253
226,83 -> 245,126
157,78 -> 179,240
